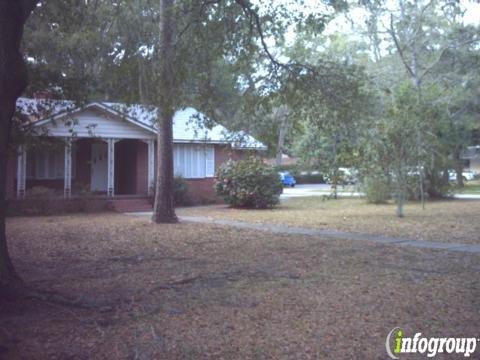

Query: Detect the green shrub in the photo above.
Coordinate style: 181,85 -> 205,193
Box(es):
215,157 -> 283,208
148,175 -> 191,206
362,176 -> 391,204
27,186 -> 58,199
173,175 -> 191,206
423,172 -> 452,199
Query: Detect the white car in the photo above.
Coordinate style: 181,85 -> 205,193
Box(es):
449,170 -> 476,182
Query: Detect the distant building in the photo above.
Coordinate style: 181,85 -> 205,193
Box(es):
462,145 -> 480,173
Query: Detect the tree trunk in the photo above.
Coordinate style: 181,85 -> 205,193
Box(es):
453,147 -> 464,188
275,112 -> 288,167
395,157 -> 405,218
396,187 -> 405,218
152,0 -> 178,223
152,108 -> 178,223
0,107 -> 22,292
331,133 -> 339,200
0,0 -> 38,292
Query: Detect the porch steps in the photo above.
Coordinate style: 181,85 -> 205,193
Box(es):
108,198 -> 153,213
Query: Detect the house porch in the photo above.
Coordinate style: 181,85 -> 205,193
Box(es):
15,137 -> 155,199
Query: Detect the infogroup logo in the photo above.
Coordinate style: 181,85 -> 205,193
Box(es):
385,327 -> 478,358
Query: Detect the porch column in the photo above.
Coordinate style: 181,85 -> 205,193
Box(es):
107,138 -> 118,197
147,139 -> 155,195
64,139 -> 72,198
16,145 -> 27,199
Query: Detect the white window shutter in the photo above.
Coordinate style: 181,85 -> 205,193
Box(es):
205,145 -> 215,177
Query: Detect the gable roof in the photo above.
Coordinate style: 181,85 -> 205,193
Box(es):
462,145 -> 480,159
16,98 -> 267,150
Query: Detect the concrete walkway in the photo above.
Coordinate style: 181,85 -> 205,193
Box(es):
175,216 -> 480,254
128,212 -> 480,253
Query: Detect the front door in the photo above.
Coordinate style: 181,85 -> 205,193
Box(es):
90,143 -> 108,192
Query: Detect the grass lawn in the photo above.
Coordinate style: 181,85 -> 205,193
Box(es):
455,179 -> 480,194
178,198 -> 480,244
1,213 -> 479,358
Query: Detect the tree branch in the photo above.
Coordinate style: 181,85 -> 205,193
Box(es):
389,13 -> 415,79
176,0 -> 222,42
234,0 -> 285,69
20,0 -> 39,22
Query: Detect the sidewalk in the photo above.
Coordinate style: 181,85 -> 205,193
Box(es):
127,212 -> 480,254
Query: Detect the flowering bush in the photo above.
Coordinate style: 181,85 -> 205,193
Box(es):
215,157 -> 283,208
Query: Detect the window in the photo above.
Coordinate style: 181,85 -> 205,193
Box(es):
173,144 -> 214,179
27,145 -> 77,180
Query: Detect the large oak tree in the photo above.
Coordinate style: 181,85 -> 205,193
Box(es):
0,0 -> 38,293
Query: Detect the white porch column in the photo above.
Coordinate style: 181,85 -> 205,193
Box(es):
64,139 -> 72,198
106,138 -> 118,197
147,139 -> 155,195
16,145 -> 27,199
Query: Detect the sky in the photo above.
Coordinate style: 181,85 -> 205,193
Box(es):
278,0 -> 480,45
325,0 -> 480,34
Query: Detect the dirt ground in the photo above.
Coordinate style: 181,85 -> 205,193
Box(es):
178,198 -> 480,244
1,213 -> 479,359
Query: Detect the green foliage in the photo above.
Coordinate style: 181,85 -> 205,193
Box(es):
149,175 -> 191,206
173,175 -> 191,206
362,176 -> 391,204
215,157 -> 283,209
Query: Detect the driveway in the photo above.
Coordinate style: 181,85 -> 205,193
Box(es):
281,184 -> 362,199
281,183 -> 480,200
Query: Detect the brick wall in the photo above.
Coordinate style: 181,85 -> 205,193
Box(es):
214,144 -> 245,168
184,145 -> 250,204
115,140 -> 137,195
7,198 -> 109,216
136,141 -> 148,195
184,178 -> 218,204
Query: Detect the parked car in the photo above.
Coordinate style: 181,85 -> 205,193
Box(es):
325,168 -> 358,185
279,171 -> 296,187
448,170 -> 476,182
338,167 -> 358,185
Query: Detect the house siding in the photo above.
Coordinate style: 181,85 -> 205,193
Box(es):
38,109 -> 155,140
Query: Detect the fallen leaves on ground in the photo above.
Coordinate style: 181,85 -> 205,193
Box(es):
1,213 -> 479,359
